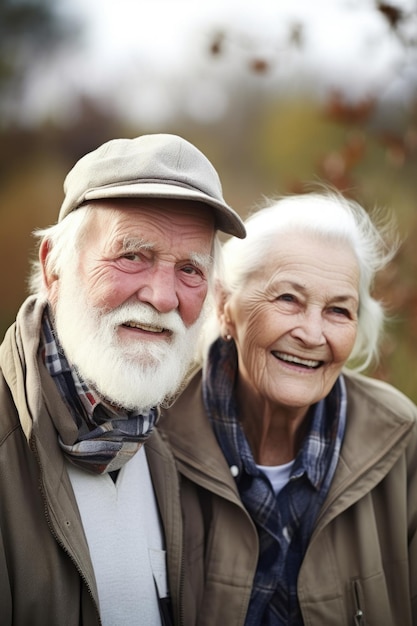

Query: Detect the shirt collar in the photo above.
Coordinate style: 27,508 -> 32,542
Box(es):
40,307 -> 146,422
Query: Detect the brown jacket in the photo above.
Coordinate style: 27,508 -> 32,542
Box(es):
0,297 -> 185,625
159,366 -> 417,626
2,296 -> 417,625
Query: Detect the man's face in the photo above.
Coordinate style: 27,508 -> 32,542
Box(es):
46,199 -> 215,409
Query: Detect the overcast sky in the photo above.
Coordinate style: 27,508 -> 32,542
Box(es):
19,0 -> 417,126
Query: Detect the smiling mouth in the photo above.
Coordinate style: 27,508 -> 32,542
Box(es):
122,321 -> 172,335
272,351 -> 323,369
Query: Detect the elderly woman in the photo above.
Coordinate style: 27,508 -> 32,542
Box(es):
159,190 -> 417,626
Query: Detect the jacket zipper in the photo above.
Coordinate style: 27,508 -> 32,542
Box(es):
31,438 -> 102,625
353,579 -> 364,626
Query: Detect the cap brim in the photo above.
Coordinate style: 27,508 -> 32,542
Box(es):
83,182 -> 246,239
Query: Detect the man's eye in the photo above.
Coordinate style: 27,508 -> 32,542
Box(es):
123,253 -> 141,262
182,265 -> 199,275
179,264 -> 207,285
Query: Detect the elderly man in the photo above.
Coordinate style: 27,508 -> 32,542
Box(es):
0,134 -> 245,626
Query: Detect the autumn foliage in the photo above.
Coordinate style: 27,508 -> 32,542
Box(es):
0,0 -> 416,402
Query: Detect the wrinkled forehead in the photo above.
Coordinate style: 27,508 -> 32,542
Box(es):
80,200 -> 216,259
82,197 -> 216,235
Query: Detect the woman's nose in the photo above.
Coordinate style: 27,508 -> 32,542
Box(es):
291,310 -> 326,346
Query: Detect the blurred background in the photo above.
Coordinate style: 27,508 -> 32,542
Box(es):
1,0 -> 416,401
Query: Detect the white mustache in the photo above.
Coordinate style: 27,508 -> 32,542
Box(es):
101,302 -> 186,336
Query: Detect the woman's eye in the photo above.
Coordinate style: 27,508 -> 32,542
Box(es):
331,306 -> 350,317
277,293 -> 295,302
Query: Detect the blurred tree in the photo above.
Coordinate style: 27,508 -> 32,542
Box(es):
0,0 -> 416,402
0,0 -> 79,123
197,1 -> 417,402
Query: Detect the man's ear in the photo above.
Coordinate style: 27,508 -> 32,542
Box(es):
39,238 -> 58,290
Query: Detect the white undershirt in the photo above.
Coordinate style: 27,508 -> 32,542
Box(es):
66,446 -> 166,626
257,459 -> 295,496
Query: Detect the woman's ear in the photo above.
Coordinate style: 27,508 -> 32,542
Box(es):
215,281 -> 233,339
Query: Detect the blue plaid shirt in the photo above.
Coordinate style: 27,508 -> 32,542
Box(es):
203,338 -> 346,625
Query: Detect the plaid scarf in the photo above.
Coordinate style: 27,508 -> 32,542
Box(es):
203,338 -> 346,626
41,309 -> 159,474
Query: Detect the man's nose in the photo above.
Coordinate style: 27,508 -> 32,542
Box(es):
136,264 -> 179,313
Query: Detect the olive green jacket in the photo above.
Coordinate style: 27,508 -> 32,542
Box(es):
159,364 -> 417,626
0,297 -> 185,625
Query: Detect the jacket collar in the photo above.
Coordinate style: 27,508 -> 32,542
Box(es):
159,369 -> 243,504
314,370 -> 415,530
0,295 -> 99,602
160,367 -> 416,523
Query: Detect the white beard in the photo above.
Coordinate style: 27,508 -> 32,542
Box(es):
53,270 -> 207,411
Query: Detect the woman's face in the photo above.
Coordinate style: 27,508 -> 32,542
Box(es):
222,232 -> 360,414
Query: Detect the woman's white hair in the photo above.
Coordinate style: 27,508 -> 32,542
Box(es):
201,189 -> 399,371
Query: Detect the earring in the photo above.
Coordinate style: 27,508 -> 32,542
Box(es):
223,333 -> 232,342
